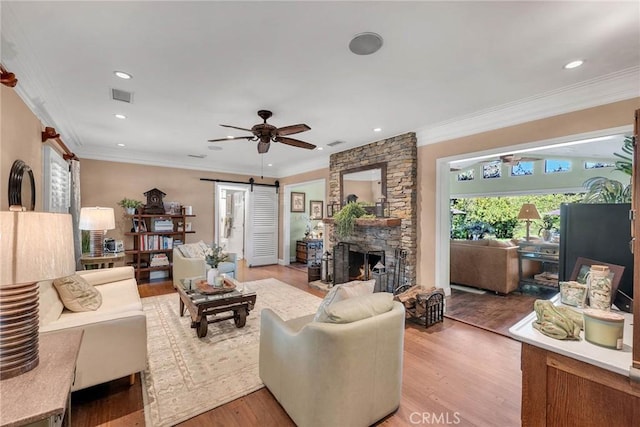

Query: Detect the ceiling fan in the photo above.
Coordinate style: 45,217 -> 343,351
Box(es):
484,154 -> 542,165
208,110 -> 316,154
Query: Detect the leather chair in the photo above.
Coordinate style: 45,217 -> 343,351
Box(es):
259,293 -> 405,427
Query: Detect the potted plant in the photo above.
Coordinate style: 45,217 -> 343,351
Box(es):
333,202 -> 366,238
118,198 -> 143,215
538,215 -> 557,241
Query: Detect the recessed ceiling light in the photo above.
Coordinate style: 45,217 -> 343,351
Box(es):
564,60 -> 584,69
226,136 -> 235,139
268,163 -> 273,167
116,143 -> 125,147
349,32 -> 384,55
373,128 -> 382,132
114,71 -> 132,79
114,114 -> 126,119
316,147 -> 324,151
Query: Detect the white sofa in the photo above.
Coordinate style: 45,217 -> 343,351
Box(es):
172,246 -> 237,289
38,266 -> 147,391
259,293 -> 405,427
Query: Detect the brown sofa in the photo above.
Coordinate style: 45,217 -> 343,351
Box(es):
450,239 -> 539,294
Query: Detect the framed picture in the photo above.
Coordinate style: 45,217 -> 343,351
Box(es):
570,257 -> 625,300
132,218 -> 147,233
291,192 -> 305,213
310,200 -> 323,220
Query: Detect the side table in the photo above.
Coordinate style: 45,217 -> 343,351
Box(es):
0,330 -> 83,427
80,252 -> 124,270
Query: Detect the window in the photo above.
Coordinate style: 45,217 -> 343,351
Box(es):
43,145 -> 70,213
482,161 -> 502,179
584,161 -> 615,169
457,169 -> 474,181
511,161 -> 534,176
544,159 -> 571,174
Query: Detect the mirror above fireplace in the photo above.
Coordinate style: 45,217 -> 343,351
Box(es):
340,162 -> 387,205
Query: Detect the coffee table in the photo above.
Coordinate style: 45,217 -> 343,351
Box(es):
178,277 -> 257,338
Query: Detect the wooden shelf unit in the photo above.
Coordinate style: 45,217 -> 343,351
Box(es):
124,212 -> 195,283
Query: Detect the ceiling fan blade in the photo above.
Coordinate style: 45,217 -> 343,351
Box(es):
207,136 -> 255,142
219,124 -> 254,133
276,124 -> 311,136
518,157 -> 542,162
275,136 -> 316,150
257,141 -> 271,153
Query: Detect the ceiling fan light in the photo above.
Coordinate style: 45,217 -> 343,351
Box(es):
226,135 -> 235,139
349,32 -> 383,55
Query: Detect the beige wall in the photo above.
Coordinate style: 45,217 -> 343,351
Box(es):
80,159 -> 277,247
0,86 -> 51,211
416,97 -> 640,287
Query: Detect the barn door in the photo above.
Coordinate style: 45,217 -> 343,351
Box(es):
245,186 -> 278,266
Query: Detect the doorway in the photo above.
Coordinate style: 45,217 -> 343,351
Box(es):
215,184 -> 247,260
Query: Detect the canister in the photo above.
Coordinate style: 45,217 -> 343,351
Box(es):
583,309 -> 624,350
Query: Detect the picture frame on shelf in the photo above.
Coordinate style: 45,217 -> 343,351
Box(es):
309,200 -> 323,220
569,257 -> 625,300
291,192 -> 305,213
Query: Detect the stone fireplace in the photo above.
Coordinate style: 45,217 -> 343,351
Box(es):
324,132 -> 417,290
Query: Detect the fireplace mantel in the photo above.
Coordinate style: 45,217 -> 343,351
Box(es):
322,217 -> 401,227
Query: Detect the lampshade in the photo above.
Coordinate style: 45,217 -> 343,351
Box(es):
79,207 -> 115,231
0,211 -> 75,379
517,203 -> 541,220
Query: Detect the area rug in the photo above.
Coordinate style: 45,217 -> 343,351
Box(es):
140,278 -> 322,427
445,287 -> 558,337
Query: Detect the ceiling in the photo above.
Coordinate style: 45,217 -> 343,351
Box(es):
2,1 -> 639,177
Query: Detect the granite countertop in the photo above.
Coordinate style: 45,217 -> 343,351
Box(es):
508,295 -> 634,377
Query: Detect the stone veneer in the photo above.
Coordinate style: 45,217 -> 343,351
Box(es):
325,132 -> 417,287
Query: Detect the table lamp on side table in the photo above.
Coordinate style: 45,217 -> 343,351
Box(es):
0,211 -> 75,379
79,207 -> 115,257
518,203 -> 541,241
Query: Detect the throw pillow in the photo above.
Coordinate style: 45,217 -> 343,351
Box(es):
177,241 -> 207,258
320,292 -> 395,324
313,279 -> 376,322
53,274 -> 102,312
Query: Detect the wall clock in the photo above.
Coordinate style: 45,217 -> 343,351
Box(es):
143,188 -> 166,214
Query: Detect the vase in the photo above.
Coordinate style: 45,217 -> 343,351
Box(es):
586,265 -> 612,310
540,229 -> 552,242
126,207 -> 136,215
207,268 -> 219,286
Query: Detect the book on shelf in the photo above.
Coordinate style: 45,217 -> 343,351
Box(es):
150,253 -> 170,267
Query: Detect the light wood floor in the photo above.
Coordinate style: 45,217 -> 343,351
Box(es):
72,262 -> 523,427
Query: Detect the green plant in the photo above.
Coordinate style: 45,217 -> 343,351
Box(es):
118,198 -> 143,209
333,202 -> 366,238
582,177 -> 631,203
491,218 -> 518,239
613,136 -> 634,176
538,215 -> 557,233
204,243 -> 228,268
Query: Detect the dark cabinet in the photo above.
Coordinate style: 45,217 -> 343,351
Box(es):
296,240 -> 323,265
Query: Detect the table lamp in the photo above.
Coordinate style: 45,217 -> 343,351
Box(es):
0,211 -> 75,379
79,207 -> 115,257
518,203 -> 541,241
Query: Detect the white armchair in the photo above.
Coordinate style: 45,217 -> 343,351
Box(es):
259,293 -> 405,427
172,247 -> 237,288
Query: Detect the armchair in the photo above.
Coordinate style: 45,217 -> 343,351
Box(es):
172,247 -> 237,288
259,293 -> 405,427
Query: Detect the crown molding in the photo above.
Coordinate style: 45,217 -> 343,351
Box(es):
416,67 -> 640,146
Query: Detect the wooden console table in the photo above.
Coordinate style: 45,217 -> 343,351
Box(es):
0,330 -> 83,427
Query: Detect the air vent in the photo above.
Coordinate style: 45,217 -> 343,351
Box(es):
111,88 -> 133,103
327,140 -> 345,147
188,154 -> 207,159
